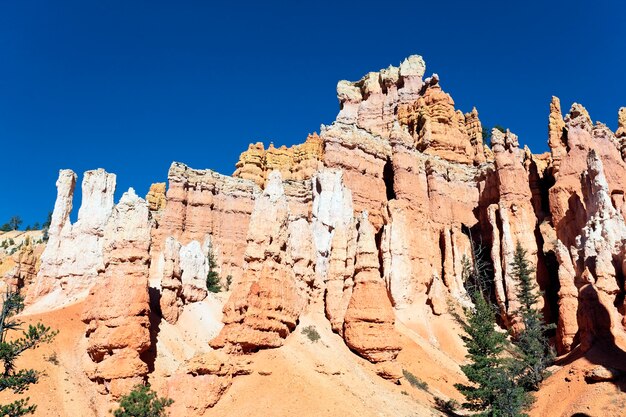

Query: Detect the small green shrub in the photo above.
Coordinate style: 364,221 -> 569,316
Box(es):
401,390 -> 408,396
225,275 -> 233,291
206,247 -> 221,293
301,325 -> 320,342
403,369 -> 428,391
113,384 -> 173,417
434,396 -> 460,415
46,352 -> 59,365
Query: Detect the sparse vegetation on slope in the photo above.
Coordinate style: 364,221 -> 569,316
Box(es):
113,384 -> 173,417
510,242 -> 555,391
0,289 -> 58,416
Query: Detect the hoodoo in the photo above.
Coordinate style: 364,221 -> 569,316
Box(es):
4,54 -> 626,416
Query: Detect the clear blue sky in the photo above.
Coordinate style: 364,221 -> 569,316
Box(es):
1,0 -> 624,228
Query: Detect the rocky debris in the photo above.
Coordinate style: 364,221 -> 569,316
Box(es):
29,169 -> 116,309
584,365 -> 622,382
146,182 -> 167,212
210,172 -> 301,352
6,242 -> 39,290
166,351 -> 252,416
233,133 -> 324,187
81,189 -> 152,398
343,212 -> 402,380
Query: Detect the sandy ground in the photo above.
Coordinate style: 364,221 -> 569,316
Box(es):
0,297 -> 464,416
0,301 -> 114,416
3,292 -> 621,417
530,341 -> 626,417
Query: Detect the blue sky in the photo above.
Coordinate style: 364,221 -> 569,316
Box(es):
1,0 -> 624,227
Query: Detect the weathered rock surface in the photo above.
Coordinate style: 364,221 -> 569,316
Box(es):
151,163 -> 258,286
166,351 -> 252,416
81,189 -> 152,398
489,128 -> 541,324
210,172 -> 301,352
233,133 -> 324,187
27,55 -> 626,413
146,182 -> 167,212
344,212 -> 402,380
29,169 -> 116,309
159,237 -> 183,324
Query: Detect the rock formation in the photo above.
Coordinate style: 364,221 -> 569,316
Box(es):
81,189 -> 152,398
150,163 -> 258,286
146,182 -> 167,212
21,54 -> 626,414
489,128 -> 540,324
233,133 -> 324,187
29,169 -> 116,310
344,212 -> 402,380
210,172 -> 301,352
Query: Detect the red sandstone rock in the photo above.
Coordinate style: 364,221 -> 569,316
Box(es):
343,212 -> 402,380
210,172 -> 301,352
81,189 -> 152,398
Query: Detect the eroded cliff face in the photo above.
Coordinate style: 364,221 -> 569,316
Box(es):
14,54 -> 626,411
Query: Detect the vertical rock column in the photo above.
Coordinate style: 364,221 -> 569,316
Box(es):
343,212 -> 402,380
210,172 -> 301,352
29,169 -> 116,307
82,189 -> 152,398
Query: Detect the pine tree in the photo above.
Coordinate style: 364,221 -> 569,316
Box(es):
455,242 -> 530,417
0,288 -> 57,416
455,290 -> 529,416
206,247 -> 222,293
113,384 -> 173,417
511,242 -> 555,391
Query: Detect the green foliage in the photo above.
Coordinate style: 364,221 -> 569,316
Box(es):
206,247 -> 222,293
0,289 -> 58,415
301,325 -> 320,343
456,243 -> 530,417
434,396 -> 460,415
225,275 -> 233,291
402,369 -> 428,391
481,124 -> 507,144
32,223 -> 40,231
113,384 -> 173,417
8,217 -> 22,231
510,242 -> 555,391
0,224 -> 10,233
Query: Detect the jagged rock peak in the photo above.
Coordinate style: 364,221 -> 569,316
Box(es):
565,102 -> 593,132
618,107 -> 626,138
232,133 -> 323,187
146,182 -> 166,211
490,128 -> 519,153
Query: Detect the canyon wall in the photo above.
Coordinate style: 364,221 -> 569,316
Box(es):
13,55 -> 626,409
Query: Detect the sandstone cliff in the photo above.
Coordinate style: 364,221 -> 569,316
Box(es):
13,54 -> 626,415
